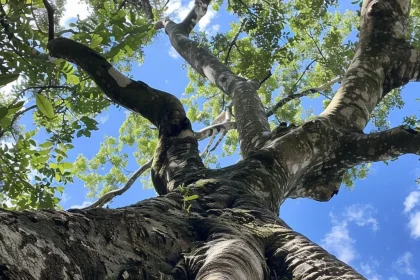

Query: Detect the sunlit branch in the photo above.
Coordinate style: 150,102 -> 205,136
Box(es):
47,37 -> 204,196
82,158 -> 153,210
180,0 -> 211,34
266,76 -> 341,117
158,13 -> 270,157
320,0 -> 412,131
347,125 -> 420,164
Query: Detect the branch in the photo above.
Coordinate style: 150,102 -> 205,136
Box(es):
158,3 -> 270,157
141,0 -> 154,21
320,0 -> 412,131
85,119 -> 237,209
47,37 -> 204,195
266,76 -> 341,117
42,0 -> 55,41
258,70 -> 272,88
195,121 -> 237,140
179,0 -> 211,34
0,105 -> 37,139
83,158 -> 153,209
56,29 -> 79,36
347,125 -> 420,164
125,0 -> 154,21
225,20 -> 246,65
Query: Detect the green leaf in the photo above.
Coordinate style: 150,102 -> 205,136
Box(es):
90,35 -> 103,48
35,94 -> 55,119
184,194 -> 199,201
62,162 -> 73,169
0,107 -> 8,119
7,101 -> 25,115
66,74 -> 80,85
39,141 -> 53,148
0,73 -> 19,87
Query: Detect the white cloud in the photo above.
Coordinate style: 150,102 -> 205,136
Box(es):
99,115 -> 109,124
404,190 -> 420,213
198,7 -> 216,31
388,277 -> 399,280
408,211 -> 420,239
60,0 -> 91,27
360,258 -> 382,280
321,204 -> 380,265
164,0 -> 216,32
393,252 -> 416,277
344,204 -> 379,232
60,193 -> 71,205
70,200 -> 92,209
164,0 -> 193,23
168,46 -> 180,59
212,24 -> 220,33
321,215 -> 356,264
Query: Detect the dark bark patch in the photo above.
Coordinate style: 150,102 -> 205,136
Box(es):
403,126 -> 419,135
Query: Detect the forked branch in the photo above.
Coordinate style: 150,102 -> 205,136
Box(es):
47,37 -> 204,195
157,0 -> 270,157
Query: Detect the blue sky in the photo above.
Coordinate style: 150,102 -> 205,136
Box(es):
2,1 -> 419,279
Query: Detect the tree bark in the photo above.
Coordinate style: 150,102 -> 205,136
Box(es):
1,0 -> 420,279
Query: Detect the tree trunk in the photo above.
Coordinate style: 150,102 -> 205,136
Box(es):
0,171 -> 365,279
1,0 -> 420,279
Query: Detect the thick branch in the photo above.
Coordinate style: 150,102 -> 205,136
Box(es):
320,0 -> 411,131
346,125 -> 420,164
47,37 -> 204,195
181,0 -> 211,34
42,0 -> 55,41
160,17 -> 270,157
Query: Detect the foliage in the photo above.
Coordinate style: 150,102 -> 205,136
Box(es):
0,0 -> 418,209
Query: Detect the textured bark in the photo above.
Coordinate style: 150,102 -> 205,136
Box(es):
1,0 -> 420,279
161,19 -> 271,157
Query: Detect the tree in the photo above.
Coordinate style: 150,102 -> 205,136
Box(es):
0,0 -> 419,278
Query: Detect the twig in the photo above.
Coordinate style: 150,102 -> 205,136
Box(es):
266,76 -> 341,117
225,20 -> 247,65
258,70 -> 272,88
82,158 -> 153,209
85,119 -> 238,209
0,105 -> 37,139
11,86 -> 73,105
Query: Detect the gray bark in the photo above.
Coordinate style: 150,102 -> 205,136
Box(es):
1,0 -> 419,279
